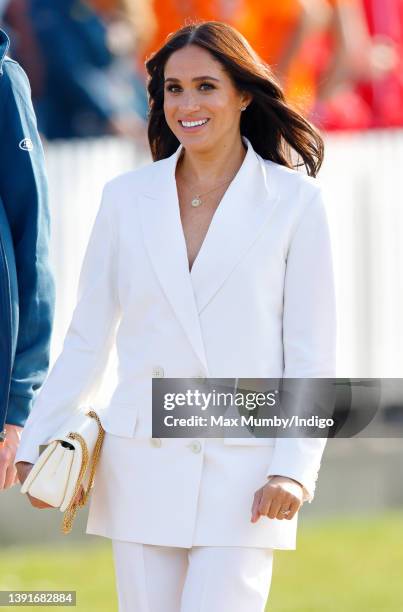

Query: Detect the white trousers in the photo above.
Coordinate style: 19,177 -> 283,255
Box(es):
112,540 -> 274,612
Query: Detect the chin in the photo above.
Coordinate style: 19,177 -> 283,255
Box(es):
179,135 -> 216,154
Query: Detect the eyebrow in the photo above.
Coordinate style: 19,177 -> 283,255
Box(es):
164,76 -> 220,83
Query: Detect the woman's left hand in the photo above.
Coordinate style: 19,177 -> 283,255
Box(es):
250,475 -> 304,523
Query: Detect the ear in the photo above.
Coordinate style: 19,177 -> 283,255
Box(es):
240,92 -> 253,110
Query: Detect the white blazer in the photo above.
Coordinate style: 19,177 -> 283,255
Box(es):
16,136 -> 336,550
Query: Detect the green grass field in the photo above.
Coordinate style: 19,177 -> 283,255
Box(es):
1,512 -> 402,611
268,511 -> 403,611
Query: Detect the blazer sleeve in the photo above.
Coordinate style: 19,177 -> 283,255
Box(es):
266,186 -> 337,502
0,59 -> 55,428
15,182 -> 120,465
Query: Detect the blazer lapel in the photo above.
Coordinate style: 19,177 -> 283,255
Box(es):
137,146 -> 209,372
190,136 -> 280,313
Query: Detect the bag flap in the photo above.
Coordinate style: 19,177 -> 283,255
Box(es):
48,410 -> 101,457
20,441 -> 59,494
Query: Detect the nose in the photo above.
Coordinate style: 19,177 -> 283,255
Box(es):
178,92 -> 200,113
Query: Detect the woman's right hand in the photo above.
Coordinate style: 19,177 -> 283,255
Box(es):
15,461 -> 55,509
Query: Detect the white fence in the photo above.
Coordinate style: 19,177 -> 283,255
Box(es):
319,129 -> 403,377
44,131 -> 403,378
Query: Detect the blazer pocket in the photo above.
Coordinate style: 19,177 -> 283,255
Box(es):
98,404 -> 138,438
223,437 -> 275,447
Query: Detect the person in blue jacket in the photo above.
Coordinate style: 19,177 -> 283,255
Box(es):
28,0 -> 148,140
0,27 -> 55,489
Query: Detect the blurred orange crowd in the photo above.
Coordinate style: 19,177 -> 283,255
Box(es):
2,0 -> 403,139
139,0 -> 403,131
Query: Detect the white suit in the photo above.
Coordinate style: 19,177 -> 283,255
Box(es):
15,136 -> 336,550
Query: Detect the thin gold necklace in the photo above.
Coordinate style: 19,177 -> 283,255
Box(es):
182,176 -> 235,208
177,153 -> 237,208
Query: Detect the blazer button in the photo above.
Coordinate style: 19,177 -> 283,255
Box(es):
150,437 -> 162,448
188,440 -> 202,454
152,366 -> 165,378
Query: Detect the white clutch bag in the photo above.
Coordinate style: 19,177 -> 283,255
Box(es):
20,409 -> 105,534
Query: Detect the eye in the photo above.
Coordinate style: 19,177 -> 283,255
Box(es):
165,84 -> 181,93
199,82 -> 215,91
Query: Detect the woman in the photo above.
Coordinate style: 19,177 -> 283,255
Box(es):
15,21 -> 336,612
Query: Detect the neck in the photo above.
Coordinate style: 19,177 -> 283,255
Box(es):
176,134 -> 247,187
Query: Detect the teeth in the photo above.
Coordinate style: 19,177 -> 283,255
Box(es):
180,119 -> 208,127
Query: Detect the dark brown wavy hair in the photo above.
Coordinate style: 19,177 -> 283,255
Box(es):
145,21 -> 324,177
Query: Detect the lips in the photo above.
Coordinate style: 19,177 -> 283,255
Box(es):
178,118 -> 210,130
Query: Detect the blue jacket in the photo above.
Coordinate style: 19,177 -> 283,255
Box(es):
0,29 -> 55,441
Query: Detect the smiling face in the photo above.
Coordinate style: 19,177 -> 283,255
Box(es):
163,45 -> 251,154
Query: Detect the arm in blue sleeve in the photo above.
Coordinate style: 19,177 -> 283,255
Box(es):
0,59 -> 55,426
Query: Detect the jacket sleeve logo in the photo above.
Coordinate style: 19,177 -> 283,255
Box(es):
19,138 -> 34,151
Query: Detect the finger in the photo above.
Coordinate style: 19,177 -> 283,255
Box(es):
33,500 -> 54,509
257,486 -> 277,518
0,452 -> 9,489
284,497 -> 301,520
4,464 -> 17,489
16,463 -> 33,485
251,489 -> 263,523
275,504 -> 291,520
15,470 -> 23,485
266,495 -> 284,519
251,490 -> 261,522
27,493 -> 54,509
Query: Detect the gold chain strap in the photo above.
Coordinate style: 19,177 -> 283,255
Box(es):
61,410 -> 105,534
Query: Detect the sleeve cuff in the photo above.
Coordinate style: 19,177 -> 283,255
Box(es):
14,426 -> 47,465
15,444 -> 40,466
5,394 -> 33,428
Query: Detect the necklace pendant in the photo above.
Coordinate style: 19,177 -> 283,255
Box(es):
191,197 -> 202,208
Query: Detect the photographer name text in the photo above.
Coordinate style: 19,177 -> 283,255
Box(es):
163,414 -> 334,429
